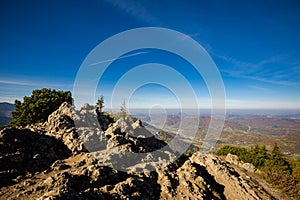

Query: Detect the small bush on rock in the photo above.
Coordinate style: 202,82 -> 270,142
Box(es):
10,88 -> 72,126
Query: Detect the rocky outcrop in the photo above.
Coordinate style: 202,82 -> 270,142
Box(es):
45,102 -> 84,154
0,150 -> 279,200
91,116 -> 176,173
191,153 -> 271,200
25,102 -> 110,154
0,127 -> 71,187
0,102 -> 286,200
226,153 -> 256,172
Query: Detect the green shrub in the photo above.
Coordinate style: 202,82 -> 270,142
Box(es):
185,149 -> 194,157
10,88 -> 72,126
216,145 -> 248,158
102,112 -> 115,124
216,144 -> 269,168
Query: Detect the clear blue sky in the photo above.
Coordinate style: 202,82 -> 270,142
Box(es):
0,0 -> 299,109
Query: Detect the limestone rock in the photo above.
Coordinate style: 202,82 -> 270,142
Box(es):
226,153 -> 257,172
226,153 -> 241,165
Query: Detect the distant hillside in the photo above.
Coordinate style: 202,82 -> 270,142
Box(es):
0,102 -> 14,126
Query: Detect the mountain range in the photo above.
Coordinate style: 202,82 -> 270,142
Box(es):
0,102 -> 14,126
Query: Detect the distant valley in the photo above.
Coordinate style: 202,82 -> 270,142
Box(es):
132,109 -> 300,159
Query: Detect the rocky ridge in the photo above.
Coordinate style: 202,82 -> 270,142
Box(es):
0,103 -> 287,199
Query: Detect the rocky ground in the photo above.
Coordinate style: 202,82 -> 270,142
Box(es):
0,103 -> 287,199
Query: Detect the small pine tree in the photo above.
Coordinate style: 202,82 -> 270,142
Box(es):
96,95 -> 105,113
248,144 -> 268,167
267,143 -> 292,174
119,100 -> 127,119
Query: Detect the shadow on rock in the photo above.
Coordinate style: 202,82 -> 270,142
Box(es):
0,127 -> 72,187
191,163 -> 226,200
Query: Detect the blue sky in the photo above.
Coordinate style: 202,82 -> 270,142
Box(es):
0,0 -> 299,109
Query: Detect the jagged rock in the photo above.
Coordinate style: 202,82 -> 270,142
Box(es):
226,153 -> 257,172
107,135 -> 128,149
241,162 -> 256,172
191,153 -> 271,199
40,102 -> 110,154
45,102 -> 84,154
93,117 -> 175,173
132,119 -> 143,128
226,153 -> 240,165
105,118 -> 132,138
76,103 -> 109,130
